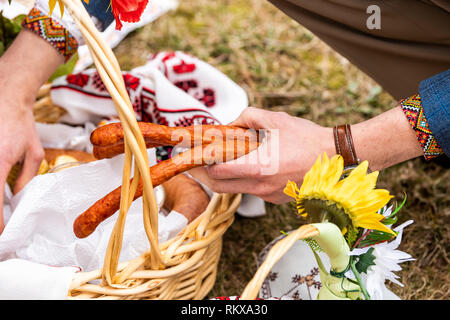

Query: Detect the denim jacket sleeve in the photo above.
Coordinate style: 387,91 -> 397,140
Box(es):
419,69 -> 450,157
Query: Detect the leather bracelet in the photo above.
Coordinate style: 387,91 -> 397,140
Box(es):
333,124 -> 360,169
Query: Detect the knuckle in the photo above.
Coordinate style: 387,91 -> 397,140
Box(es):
210,182 -> 226,194
253,183 -> 273,198
245,106 -> 258,114
248,166 -> 262,178
275,111 -> 290,120
239,108 -> 255,122
207,165 -> 221,179
31,146 -> 45,162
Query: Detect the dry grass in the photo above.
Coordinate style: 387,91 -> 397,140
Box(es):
114,0 -> 449,300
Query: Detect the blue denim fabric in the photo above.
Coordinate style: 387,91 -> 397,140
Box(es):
83,0 -> 115,31
419,69 -> 450,157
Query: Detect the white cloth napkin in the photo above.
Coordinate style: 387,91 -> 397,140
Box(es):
35,121 -> 97,153
0,150 -> 187,299
0,150 -> 185,266
0,259 -> 79,300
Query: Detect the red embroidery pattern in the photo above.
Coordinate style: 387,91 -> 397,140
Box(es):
173,61 -> 196,74
153,108 -> 169,126
200,88 -> 216,107
139,93 -> 168,125
91,72 -> 108,92
161,52 -> 176,62
175,79 -> 198,92
173,115 -> 218,127
123,73 -> 141,91
158,52 -> 177,77
66,73 -> 90,87
211,296 -> 264,300
175,80 -> 216,108
151,52 -> 218,108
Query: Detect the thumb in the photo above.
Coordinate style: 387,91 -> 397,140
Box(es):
13,144 -> 45,195
228,107 -> 272,129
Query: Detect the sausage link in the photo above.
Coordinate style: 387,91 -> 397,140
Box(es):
73,139 -> 259,238
91,122 -> 260,159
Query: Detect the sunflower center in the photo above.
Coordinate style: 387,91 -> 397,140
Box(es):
302,198 -> 351,231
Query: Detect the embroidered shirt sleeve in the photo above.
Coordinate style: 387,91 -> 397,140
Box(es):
21,0 -> 117,62
21,7 -> 78,62
400,93 -> 444,160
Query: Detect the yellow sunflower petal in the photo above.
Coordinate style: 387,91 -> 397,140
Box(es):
330,173 -> 365,202
318,154 -> 344,197
351,191 -> 392,213
342,190 -> 390,214
354,219 -> 396,235
48,0 -> 57,15
310,156 -> 324,195
348,160 -> 369,178
300,154 -> 322,195
58,0 -> 64,17
328,155 -> 344,184
346,171 -> 379,198
284,180 -> 299,199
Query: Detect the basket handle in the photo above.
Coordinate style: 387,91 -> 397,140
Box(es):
61,0 -> 162,285
240,224 -> 319,300
241,222 -> 358,300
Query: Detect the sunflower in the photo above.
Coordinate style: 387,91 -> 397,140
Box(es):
284,153 -> 395,236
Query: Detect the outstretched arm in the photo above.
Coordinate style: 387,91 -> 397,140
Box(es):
190,97 -> 439,204
0,29 -> 64,233
0,0 -> 121,233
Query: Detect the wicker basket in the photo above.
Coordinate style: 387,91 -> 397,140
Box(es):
240,224 -> 320,300
26,0 -> 242,300
67,193 -> 241,299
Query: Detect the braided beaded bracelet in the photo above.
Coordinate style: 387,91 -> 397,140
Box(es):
400,93 -> 443,160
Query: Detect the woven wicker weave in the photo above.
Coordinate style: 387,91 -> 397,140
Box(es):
33,83 -> 66,123
26,0 -> 242,300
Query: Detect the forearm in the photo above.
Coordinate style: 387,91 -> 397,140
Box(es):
350,105 -> 423,171
0,29 -> 63,107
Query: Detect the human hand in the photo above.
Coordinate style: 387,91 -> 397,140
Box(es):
188,107 -> 335,204
0,30 -> 64,233
189,103 -> 424,205
0,89 -> 45,232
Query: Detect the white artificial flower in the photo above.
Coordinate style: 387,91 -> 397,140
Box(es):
349,211 -> 415,300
